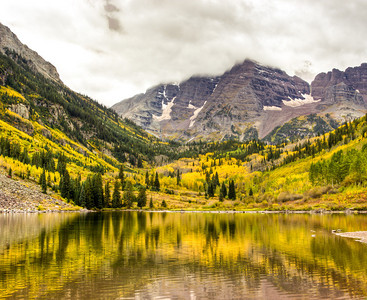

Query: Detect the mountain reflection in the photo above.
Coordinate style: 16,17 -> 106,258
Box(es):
0,212 -> 367,299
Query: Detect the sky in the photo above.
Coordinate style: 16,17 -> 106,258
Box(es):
1,0 -> 367,107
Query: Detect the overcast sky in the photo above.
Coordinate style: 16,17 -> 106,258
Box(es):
1,0 -> 367,107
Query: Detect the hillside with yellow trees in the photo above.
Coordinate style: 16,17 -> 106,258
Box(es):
0,49 -> 178,211
1,44 -> 367,212
152,115 -> 367,211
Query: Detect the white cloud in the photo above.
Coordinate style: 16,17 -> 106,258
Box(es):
1,0 -> 367,107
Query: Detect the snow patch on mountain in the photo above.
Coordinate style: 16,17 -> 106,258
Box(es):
187,101 -> 196,109
212,82 -> 219,94
189,101 -> 207,128
263,106 -> 282,111
154,97 -> 176,121
283,94 -> 320,107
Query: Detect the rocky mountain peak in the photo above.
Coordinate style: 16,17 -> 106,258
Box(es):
112,59 -> 316,141
0,22 -> 61,83
311,63 -> 367,104
112,59 -> 367,143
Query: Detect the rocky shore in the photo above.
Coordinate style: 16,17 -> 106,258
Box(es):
0,173 -> 80,213
334,231 -> 367,244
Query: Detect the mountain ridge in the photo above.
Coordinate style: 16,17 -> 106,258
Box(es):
0,22 -> 61,83
112,60 -> 367,143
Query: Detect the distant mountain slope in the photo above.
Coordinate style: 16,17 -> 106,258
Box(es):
112,60 -> 367,143
311,63 -> 367,103
264,64 -> 367,144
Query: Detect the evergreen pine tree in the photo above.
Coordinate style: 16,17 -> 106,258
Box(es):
60,170 -> 71,200
119,165 -> 125,190
40,169 -> 47,194
149,196 -> 154,209
145,171 -> 150,187
205,171 -> 210,183
214,172 -> 220,187
94,173 -> 104,209
219,182 -> 227,201
104,181 -> 111,207
123,182 -> 135,208
228,181 -> 233,199
74,175 -> 82,205
79,183 -> 87,208
154,172 -> 160,191
207,182 -> 215,197
228,180 -> 236,200
232,180 -> 236,200
137,188 -> 147,208
219,188 -> 224,202
84,177 -> 94,209
47,173 -> 52,187
223,182 -> 227,198
176,169 -> 181,186
309,163 -> 317,185
112,180 -> 122,208
56,154 -> 67,175
350,152 -> 364,184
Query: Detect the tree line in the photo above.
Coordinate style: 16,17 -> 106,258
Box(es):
309,145 -> 367,187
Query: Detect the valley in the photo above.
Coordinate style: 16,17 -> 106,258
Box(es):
0,21 -> 367,213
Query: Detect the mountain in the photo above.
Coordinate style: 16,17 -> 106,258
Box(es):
264,64 -> 367,143
0,23 -> 60,83
311,64 -> 367,102
0,22 -> 182,210
2,21 -> 367,213
112,60 -> 367,143
0,22 -> 181,165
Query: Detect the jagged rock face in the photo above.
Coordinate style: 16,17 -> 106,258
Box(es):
9,103 -> 30,120
308,64 -> 367,130
113,60 -> 314,141
311,63 -> 367,104
0,22 -> 61,83
189,61 -> 311,140
323,82 -> 364,106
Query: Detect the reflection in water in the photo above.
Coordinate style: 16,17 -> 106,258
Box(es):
0,212 -> 367,299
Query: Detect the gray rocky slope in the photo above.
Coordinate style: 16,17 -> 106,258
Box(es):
0,171 -> 78,213
112,60 -> 367,142
0,22 -> 61,83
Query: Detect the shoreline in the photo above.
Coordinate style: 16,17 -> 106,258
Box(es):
2,208 -> 367,214
0,208 -> 88,214
124,209 -> 367,214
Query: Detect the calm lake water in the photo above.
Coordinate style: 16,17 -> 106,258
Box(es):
1,212 -> 367,299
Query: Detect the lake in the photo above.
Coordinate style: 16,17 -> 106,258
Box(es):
1,211 -> 367,299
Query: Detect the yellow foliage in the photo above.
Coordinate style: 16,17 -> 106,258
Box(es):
0,86 -> 26,102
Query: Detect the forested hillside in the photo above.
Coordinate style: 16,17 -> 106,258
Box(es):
151,114 -> 367,211
0,49 -> 177,162
1,40 -> 367,211
0,48 -> 181,210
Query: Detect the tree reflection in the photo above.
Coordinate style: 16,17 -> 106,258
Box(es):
1,212 -> 367,299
